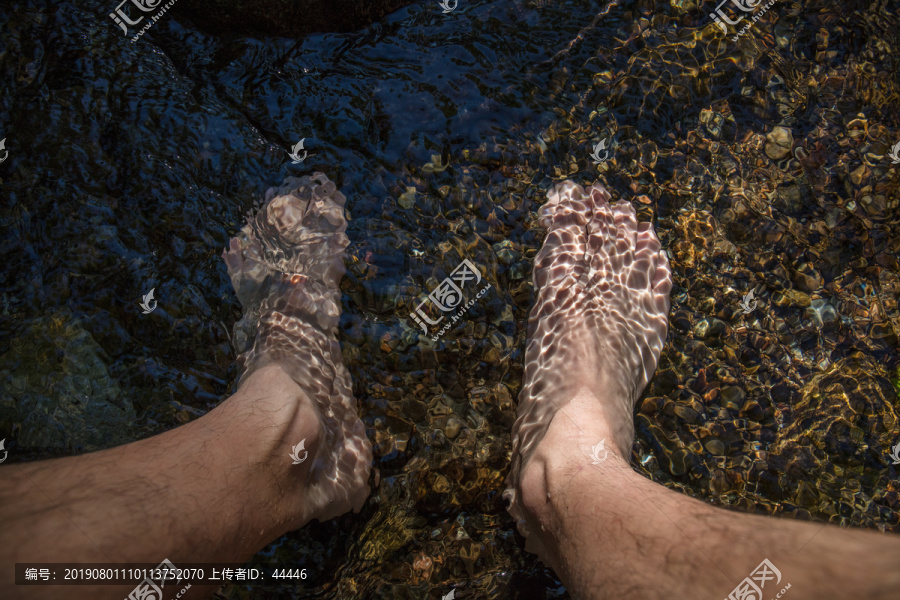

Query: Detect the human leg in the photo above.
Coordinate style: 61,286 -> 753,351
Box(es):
505,181 -> 900,599
0,174 -> 372,599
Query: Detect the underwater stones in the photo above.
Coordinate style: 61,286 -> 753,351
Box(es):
791,261 -> 824,293
487,330 -> 513,354
874,270 -> 900,338
670,309 -> 692,333
850,164 -> 870,187
0,311 -> 135,454
694,317 -> 727,340
444,417 -> 462,440
490,382 -> 513,409
401,394 -> 428,422
674,404 -> 701,425
671,210 -> 738,267
721,386 -> 746,411
869,322 -> 896,341
704,438 -> 726,456
774,184 -> 804,217
492,240 -> 519,266
708,318 -> 728,337
398,187 -> 417,209
759,220 -> 785,244
738,396 -> 765,421
422,154 -> 449,174
652,367 -> 681,395
699,108 -> 727,139
640,396 -> 662,414
770,353 -> 899,482
431,474 -> 451,494
771,289 -> 810,308
765,126 -> 794,160
467,386 -> 491,413
174,0 -> 416,37
710,468 -> 730,494
793,481 -> 820,508
805,299 -> 840,329
861,193 -> 890,219
668,448 -> 692,476
380,332 -> 399,353
847,117 -> 868,141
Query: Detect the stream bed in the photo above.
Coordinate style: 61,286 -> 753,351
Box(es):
1,0 -> 899,598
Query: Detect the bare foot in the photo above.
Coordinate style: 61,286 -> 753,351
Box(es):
504,181 -> 672,558
223,174 -> 372,527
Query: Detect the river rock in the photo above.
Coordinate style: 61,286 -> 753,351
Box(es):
764,126 -> 793,160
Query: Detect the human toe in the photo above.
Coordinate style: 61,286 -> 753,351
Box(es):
652,249 -> 673,298
612,201 -> 638,252
538,180 -> 592,232
533,181 -> 592,289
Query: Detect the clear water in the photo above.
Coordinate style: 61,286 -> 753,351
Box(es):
1,0 -> 898,598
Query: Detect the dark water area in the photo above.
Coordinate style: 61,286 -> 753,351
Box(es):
1,0 -> 899,598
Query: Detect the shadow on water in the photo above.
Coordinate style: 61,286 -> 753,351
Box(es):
0,0 -> 898,598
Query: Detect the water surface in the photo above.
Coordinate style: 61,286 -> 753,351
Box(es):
1,0 -> 898,598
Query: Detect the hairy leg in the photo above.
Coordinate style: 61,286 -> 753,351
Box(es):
0,174 -> 372,599
522,388 -> 900,600
507,181 -> 900,599
0,363 -> 329,599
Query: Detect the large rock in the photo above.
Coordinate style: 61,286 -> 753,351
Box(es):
0,309 -> 137,459
174,0 -> 418,37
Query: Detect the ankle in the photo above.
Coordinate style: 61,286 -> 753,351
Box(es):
225,363 -> 324,511
514,386 -> 636,524
238,362 -> 323,454
552,385 -> 636,459
519,440 -> 631,516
